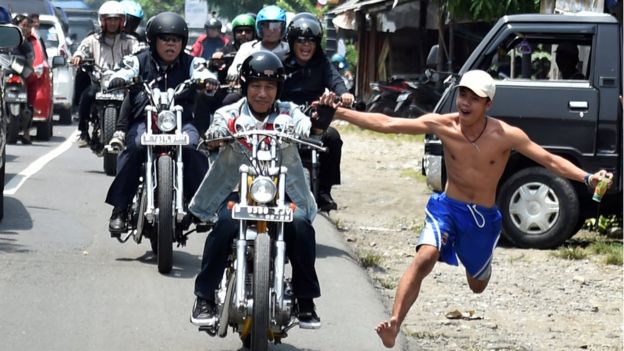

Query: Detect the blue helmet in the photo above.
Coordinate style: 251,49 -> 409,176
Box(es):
0,6 -> 12,24
255,5 -> 286,40
331,53 -> 348,70
120,0 -> 144,19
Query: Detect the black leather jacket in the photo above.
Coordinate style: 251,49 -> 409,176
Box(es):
117,49 -> 197,131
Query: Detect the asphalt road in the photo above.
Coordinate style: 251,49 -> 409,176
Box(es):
0,124 -> 410,351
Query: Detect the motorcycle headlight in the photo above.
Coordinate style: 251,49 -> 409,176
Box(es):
250,176 -> 277,204
157,110 -> 176,132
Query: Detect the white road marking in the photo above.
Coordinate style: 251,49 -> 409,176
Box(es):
4,131 -> 79,195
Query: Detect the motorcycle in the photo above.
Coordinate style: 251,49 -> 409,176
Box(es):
114,74 -> 212,274
199,117 -> 325,351
79,58 -> 125,176
0,55 -> 32,144
366,77 -> 408,116
393,71 -> 444,118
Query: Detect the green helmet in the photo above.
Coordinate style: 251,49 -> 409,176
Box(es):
231,13 -> 255,32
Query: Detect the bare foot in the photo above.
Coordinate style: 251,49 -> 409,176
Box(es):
375,317 -> 400,348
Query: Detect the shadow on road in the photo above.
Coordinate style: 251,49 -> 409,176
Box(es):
0,197 -> 33,254
116,249 -> 201,279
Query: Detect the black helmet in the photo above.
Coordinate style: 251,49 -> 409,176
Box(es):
146,12 -> 189,48
204,17 -> 221,30
286,15 -> 323,49
240,50 -> 286,98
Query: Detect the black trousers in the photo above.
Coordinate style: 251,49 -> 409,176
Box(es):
318,126 -> 343,193
194,193 -> 321,301
77,83 -> 98,133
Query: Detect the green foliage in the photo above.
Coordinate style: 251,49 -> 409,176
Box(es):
552,246 -> 588,260
583,214 -> 623,235
136,0 -> 184,20
434,0 -> 540,22
345,42 -> 358,69
359,252 -> 383,268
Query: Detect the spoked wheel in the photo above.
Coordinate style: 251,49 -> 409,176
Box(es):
251,232 -> 271,351
102,107 -> 118,176
156,156 -> 174,274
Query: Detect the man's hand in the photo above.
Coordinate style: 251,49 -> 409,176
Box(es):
203,127 -> 229,149
211,51 -> 224,60
587,170 -> 614,189
70,56 -> 81,66
340,93 -> 355,107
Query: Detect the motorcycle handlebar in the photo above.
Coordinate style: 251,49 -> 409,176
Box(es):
205,130 -> 328,152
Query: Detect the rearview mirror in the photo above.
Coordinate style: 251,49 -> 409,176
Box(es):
52,55 -> 66,68
0,25 -> 23,49
426,45 -> 439,68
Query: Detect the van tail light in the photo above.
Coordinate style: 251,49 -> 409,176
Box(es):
6,74 -> 23,85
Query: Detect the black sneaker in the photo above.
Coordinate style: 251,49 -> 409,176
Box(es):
109,207 -> 127,237
77,132 -> 90,148
317,192 -> 338,212
190,297 -> 218,326
297,299 -> 321,329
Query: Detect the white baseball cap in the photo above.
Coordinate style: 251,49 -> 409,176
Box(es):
457,70 -> 496,100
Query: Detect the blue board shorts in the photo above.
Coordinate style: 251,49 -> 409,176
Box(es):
417,192 -> 502,280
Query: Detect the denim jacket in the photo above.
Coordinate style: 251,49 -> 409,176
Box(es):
189,98 -> 317,222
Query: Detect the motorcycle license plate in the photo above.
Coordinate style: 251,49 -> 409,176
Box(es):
95,92 -> 125,101
5,92 -> 27,102
232,204 -> 294,222
141,133 -> 189,146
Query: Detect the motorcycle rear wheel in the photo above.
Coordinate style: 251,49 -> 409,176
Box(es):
157,156 -> 174,274
102,107 -> 118,176
251,232 -> 271,351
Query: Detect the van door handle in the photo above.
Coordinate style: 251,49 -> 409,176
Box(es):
569,101 -> 588,110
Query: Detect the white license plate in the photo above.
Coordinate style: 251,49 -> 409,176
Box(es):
96,92 -> 125,101
141,133 -> 189,146
6,92 -> 27,101
232,204 -> 294,222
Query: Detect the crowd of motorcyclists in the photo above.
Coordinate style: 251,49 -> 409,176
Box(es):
2,0 -> 358,340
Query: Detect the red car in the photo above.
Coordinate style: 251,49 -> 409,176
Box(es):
26,30 -> 54,140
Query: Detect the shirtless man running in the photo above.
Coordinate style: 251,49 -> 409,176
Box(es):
316,69 -> 612,348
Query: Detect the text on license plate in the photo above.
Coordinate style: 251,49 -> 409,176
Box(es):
141,133 -> 189,145
232,204 -> 294,222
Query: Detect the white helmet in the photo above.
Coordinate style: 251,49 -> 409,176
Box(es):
98,1 -> 126,28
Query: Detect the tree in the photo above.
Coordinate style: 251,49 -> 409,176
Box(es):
436,0 -> 540,21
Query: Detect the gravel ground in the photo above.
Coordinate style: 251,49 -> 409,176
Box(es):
326,123 -> 623,351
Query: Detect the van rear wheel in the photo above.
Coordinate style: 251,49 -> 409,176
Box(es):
497,167 -> 580,249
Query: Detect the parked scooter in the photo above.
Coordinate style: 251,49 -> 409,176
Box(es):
1,55 -> 32,144
199,116 -> 325,350
393,70 -> 445,118
79,58 -> 125,176
366,78 -> 406,116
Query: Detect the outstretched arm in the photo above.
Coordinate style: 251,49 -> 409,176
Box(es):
510,125 -> 612,187
316,91 -> 442,135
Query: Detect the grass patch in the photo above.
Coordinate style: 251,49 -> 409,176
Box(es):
553,239 -> 622,266
408,330 -> 445,339
337,123 -> 424,143
552,246 -> 588,260
376,278 -> 396,290
359,252 -> 383,268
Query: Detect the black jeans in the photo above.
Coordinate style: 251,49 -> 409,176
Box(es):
78,83 -> 98,133
194,193 -> 321,302
318,126 -> 342,193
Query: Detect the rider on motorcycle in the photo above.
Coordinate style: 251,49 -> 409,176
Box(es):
192,13 -> 256,134
9,14 -> 35,144
281,14 -> 354,211
104,11 -> 218,236
71,0 -> 139,147
189,50 -> 322,330
226,5 -> 289,82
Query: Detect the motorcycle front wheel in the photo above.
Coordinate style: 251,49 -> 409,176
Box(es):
251,232 -> 271,351
156,155 -> 174,274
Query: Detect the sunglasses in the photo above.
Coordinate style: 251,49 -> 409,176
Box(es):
157,35 -> 182,43
295,37 -> 315,44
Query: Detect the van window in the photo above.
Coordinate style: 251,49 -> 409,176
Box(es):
481,33 -> 592,82
0,0 -> 54,15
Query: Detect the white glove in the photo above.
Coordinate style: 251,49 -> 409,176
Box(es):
294,117 -> 311,138
107,130 -> 125,153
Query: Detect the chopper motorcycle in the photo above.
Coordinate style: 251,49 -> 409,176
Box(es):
198,115 -> 326,351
